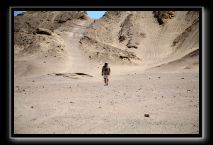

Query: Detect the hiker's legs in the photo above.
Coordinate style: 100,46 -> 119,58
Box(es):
103,75 -> 109,86
104,78 -> 107,85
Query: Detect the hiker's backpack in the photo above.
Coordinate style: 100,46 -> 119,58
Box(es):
103,66 -> 110,75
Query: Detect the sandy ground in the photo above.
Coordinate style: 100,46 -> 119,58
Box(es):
14,68 -> 199,134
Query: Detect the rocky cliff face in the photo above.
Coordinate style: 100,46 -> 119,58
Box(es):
14,11 -> 90,56
14,11 -> 89,33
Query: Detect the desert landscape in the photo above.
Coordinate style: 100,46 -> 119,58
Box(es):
14,11 -> 199,134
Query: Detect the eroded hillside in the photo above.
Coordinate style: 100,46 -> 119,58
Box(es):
14,11 -> 199,76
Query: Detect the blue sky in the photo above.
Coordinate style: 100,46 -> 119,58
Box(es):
87,11 -> 106,19
14,11 -> 25,16
14,11 -> 106,19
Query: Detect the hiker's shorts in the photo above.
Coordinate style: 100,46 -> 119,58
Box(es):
103,75 -> 109,79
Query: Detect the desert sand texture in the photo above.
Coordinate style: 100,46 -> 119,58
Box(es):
14,11 -> 199,134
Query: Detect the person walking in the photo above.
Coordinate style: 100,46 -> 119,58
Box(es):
102,63 -> 111,86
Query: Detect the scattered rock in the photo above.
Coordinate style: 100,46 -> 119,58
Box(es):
31,106 -> 34,109
187,89 -> 191,92
127,41 -> 139,49
181,78 -> 184,79
158,77 -> 161,79
43,61 -> 46,63
144,114 -> 150,117
69,101 -> 74,103
119,35 -> 126,42
36,28 -> 52,35
31,118 -> 37,121
153,11 -> 175,25
184,66 -> 190,69
75,73 -> 93,77
119,55 -> 130,61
